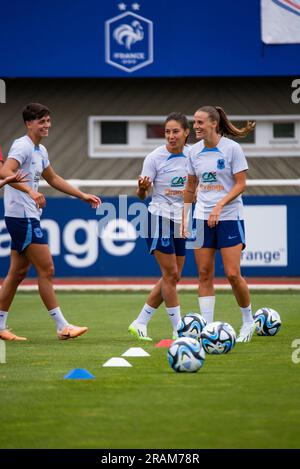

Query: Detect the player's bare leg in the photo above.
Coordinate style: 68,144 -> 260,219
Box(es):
194,248 -> 216,323
24,244 -> 88,340
221,244 -> 255,342
0,250 -> 30,340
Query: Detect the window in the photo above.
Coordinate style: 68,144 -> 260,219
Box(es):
273,123 -> 295,139
101,121 -> 127,144
88,115 -> 300,158
146,124 -> 165,139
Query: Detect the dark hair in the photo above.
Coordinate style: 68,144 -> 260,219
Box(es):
197,105 -> 255,138
22,103 -> 50,123
164,112 -> 190,144
165,112 -> 190,131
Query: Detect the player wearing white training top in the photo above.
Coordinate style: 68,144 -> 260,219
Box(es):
129,113 -> 190,341
183,105 -> 256,342
0,145 -> 28,189
0,103 -> 100,341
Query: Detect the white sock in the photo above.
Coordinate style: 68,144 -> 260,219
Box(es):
136,303 -> 157,325
241,304 -> 253,324
166,306 -> 181,331
0,311 -> 8,331
48,307 -> 69,331
199,296 -> 215,324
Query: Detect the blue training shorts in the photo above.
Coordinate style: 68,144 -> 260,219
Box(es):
192,219 -> 246,250
5,217 -> 47,254
145,212 -> 186,256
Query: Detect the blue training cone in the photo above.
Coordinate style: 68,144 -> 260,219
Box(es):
64,368 -> 95,380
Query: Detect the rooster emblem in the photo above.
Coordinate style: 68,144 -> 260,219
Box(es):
113,20 -> 144,50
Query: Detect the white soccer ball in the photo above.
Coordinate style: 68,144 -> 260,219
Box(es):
167,337 -> 206,373
200,321 -> 236,354
177,312 -> 207,341
253,307 -> 281,336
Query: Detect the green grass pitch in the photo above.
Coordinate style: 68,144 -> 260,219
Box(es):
0,291 -> 299,449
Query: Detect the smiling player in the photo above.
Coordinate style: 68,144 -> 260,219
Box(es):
183,105 -> 256,342
129,112 -> 190,341
0,103 -> 101,341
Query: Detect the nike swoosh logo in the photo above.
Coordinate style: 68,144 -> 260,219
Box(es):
228,235 -> 238,239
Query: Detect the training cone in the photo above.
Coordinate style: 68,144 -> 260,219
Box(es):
64,368 -> 95,379
122,347 -> 150,357
155,339 -> 174,348
102,357 -> 132,367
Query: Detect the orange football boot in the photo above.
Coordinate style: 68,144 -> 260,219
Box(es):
0,329 -> 27,341
57,324 -> 88,340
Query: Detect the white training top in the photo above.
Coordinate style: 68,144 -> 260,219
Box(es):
141,144 -> 190,223
188,136 -> 248,221
4,135 -> 50,219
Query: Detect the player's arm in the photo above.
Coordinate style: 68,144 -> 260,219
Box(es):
184,174 -> 198,204
182,174 -> 198,238
0,165 -> 28,189
208,170 -> 247,227
216,170 -> 246,207
136,176 -> 152,200
1,158 -> 46,207
42,165 -> 101,208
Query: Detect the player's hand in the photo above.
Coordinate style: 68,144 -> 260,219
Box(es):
138,176 -> 152,191
0,170 -> 29,188
207,204 -> 223,228
7,170 -> 29,184
180,218 -> 190,239
28,189 -> 46,209
81,193 -> 101,209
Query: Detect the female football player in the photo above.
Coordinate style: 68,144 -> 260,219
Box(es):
0,103 -> 100,341
183,105 -> 256,342
129,112 -> 190,341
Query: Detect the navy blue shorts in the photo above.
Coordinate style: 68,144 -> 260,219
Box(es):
192,219 -> 246,250
145,212 -> 186,256
5,217 -> 47,254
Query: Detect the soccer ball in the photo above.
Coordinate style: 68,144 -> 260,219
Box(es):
253,307 -> 281,336
200,321 -> 236,354
177,312 -> 207,341
167,337 -> 206,372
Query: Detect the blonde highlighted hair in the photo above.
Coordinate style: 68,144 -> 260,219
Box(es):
197,105 -> 255,138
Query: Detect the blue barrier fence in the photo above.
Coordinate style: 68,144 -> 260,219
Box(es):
0,196 -> 299,277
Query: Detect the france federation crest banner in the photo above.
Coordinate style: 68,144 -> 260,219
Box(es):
261,0 -> 300,43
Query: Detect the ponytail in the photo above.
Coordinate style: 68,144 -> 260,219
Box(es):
197,105 -> 255,138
